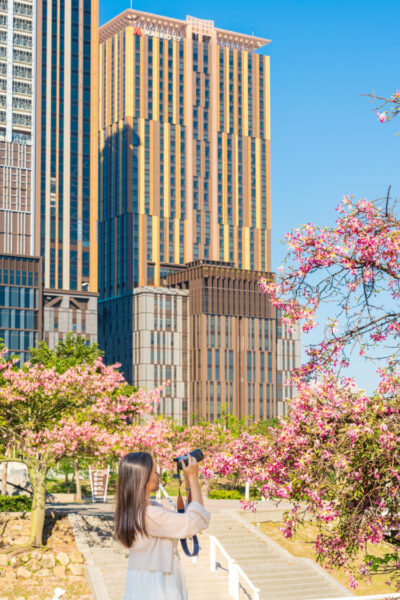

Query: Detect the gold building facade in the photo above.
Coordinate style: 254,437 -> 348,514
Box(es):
98,10 -> 270,297
97,10 -> 299,421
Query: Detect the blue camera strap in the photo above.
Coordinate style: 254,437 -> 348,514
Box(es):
176,466 -> 200,558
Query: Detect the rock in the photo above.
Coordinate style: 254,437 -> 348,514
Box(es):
41,552 -> 56,569
16,566 -> 31,579
5,568 -> 16,580
53,565 -> 66,578
10,555 -> 20,567
68,562 -> 84,576
13,536 -> 28,545
69,550 -> 84,564
69,574 -> 84,582
55,551 -> 69,566
0,555 -> 8,566
28,558 -> 41,572
36,567 -> 51,577
30,550 -> 42,561
20,552 -> 30,563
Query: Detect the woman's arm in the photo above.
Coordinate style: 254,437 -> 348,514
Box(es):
182,454 -> 204,507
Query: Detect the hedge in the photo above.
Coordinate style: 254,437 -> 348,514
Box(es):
208,489 -> 242,499
0,495 -> 32,512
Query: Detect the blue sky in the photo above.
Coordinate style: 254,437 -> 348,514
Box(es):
100,0 -> 399,392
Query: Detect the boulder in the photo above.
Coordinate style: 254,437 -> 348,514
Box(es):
53,565 -> 66,579
41,552 -> 56,569
36,567 -> 51,577
68,563 -> 84,576
69,550 -> 84,564
55,551 -> 69,566
16,566 -> 31,579
28,559 -> 41,572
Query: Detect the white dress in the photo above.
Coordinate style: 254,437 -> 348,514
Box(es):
124,547 -> 188,600
123,501 -> 210,600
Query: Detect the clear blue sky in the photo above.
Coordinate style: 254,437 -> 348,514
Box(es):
99,0 -> 399,392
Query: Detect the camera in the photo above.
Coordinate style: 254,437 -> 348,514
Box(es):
173,449 -> 204,470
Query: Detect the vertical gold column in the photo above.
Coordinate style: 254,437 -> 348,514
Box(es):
209,28 -> 218,261
234,134 -> 239,227
125,28 -> 134,117
113,34 -> 119,125
254,55 -> 260,139
172,40 -> 178,124
233,49 -> 238,135
255,138 -> 261,229
152,37 -> 159,121
184,30 -> 193,263
140,35 -> 145,118
242,51 -> 248,138
224,47 -> 229,132
264,55 -> 270,141
163,122 -> 170,218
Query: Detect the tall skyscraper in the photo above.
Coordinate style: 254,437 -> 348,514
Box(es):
97,10 -> 298,422
98,10 -> 270,295
35,0 -> 99,346
0,0 -> 35,256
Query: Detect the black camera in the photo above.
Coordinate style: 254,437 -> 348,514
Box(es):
173,449 -> 204,470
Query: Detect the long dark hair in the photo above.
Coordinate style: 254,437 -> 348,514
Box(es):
114,452 -> 154,548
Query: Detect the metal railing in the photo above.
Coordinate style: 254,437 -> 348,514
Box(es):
311,596 -> 400,600
209,534 -> 260,600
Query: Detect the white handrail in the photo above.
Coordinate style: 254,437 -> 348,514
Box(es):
209,535 -> 260,600
157,481 -> 176,510
310,596 -> 400,600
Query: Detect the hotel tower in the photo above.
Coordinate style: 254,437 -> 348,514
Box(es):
98,10 -> 299,424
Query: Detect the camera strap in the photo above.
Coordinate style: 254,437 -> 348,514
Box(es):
177,471 -> 200,557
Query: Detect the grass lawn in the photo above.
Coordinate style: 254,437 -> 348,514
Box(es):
259,521 -> 396,595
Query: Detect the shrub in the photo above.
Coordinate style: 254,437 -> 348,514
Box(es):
0,495 -> 32,512
209,489 -> 242,500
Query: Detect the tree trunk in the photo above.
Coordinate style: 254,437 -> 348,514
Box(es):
1,461 -> 7,496
28,464 -> 48,547
74,459 -> 82,502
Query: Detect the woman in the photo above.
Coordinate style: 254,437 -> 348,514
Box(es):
114,451 -> 210,600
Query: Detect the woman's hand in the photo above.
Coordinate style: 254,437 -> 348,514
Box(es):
181,454 -> 199,480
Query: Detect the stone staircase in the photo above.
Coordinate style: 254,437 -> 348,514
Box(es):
70,507 -> 354,600
205,510 -> 354,600
181,529 -> 234,600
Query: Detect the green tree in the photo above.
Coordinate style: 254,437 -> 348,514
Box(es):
29,333 -> 103,373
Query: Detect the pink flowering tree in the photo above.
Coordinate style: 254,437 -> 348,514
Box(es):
257,191 -> 400,587
261,194 -> 400,376
0,350 -> 166,547
365,89 -> 400,124
255,370 -> 400,588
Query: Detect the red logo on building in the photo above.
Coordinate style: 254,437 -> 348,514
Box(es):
134,26 -> 143,36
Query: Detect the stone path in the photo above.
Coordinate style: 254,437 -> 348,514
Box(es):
66,502 -> 354,600
208,510 -> 354,600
